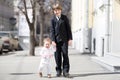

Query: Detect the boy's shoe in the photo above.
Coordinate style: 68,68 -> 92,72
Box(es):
56,71 -> 61,77
39,72 -> 42,77
47,74 -> 51,78
63,72 -> 69,77
56,73 -> 61,77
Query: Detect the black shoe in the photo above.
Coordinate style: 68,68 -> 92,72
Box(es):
63,72 -> 69,77
56,72 -> 61,77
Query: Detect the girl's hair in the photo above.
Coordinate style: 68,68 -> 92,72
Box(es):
43,37 -> 51,43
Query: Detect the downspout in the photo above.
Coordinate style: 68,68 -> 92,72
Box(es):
84,0 -> 89,52
106,0 -> 110,53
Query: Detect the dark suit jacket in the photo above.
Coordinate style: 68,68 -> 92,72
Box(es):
50,14 -> 72,42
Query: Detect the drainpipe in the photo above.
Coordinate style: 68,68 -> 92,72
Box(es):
83,0 -> 89,53
106,0 -> 110,53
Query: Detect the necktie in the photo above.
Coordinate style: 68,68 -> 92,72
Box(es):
56,16 -> 60,20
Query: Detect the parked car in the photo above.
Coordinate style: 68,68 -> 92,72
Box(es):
0,32 -> 19,52
0,39 -> 3,54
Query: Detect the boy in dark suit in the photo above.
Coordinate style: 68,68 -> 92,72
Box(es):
50,3 -> 72,77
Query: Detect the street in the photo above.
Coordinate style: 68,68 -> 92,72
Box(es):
0,48 -> 120,80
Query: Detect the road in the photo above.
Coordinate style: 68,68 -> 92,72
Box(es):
0,48 -> 120,80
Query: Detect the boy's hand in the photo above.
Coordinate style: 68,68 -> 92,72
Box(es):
68,40 -> 72,46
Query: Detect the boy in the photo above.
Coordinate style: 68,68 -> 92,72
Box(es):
50,3 -> 72,77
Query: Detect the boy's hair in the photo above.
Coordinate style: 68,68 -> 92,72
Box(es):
43,37 -> 51,43
52,3 -> 62,10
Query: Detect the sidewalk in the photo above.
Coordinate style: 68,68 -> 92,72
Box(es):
0,48 -> 120,80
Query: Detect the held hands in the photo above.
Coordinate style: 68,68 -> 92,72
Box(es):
52,41 -> 56,46
52,41 -> 56,52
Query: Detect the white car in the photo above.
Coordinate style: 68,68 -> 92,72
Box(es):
0,32 -> 19,52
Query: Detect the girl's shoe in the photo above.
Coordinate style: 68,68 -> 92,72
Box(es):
47,74 -> 51,78
39,72 -> 42,77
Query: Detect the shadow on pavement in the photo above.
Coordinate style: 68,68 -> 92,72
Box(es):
9,72 -> 120,79
0,52 -> 16,56
10,73 -> 34,75
70,72 -> 120,78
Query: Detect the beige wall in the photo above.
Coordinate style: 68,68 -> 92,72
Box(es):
72,0 -> 94,30
88,0 -> 94,28
114,0 -> 120,20
72,0 -> 83,32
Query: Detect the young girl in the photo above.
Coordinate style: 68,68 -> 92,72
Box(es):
38,38 -> 55,78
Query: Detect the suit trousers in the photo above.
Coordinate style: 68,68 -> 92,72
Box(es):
55,41 -> 70,73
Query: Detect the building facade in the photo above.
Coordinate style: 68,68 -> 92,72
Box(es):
72,0 -> 91,53
72,0 -> 120,71
91,0 -> 120,72
0,0 -> 16,31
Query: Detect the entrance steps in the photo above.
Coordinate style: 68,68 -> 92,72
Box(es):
92,53 -> 120,72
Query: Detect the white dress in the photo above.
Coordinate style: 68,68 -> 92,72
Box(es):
38,46 -> 55,74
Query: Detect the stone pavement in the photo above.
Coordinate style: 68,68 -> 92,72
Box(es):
0,47 -> 120,80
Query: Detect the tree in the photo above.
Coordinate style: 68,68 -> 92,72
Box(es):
37,0 -> 45,46
18,0 -> 37,56
17,0 -> 71,56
